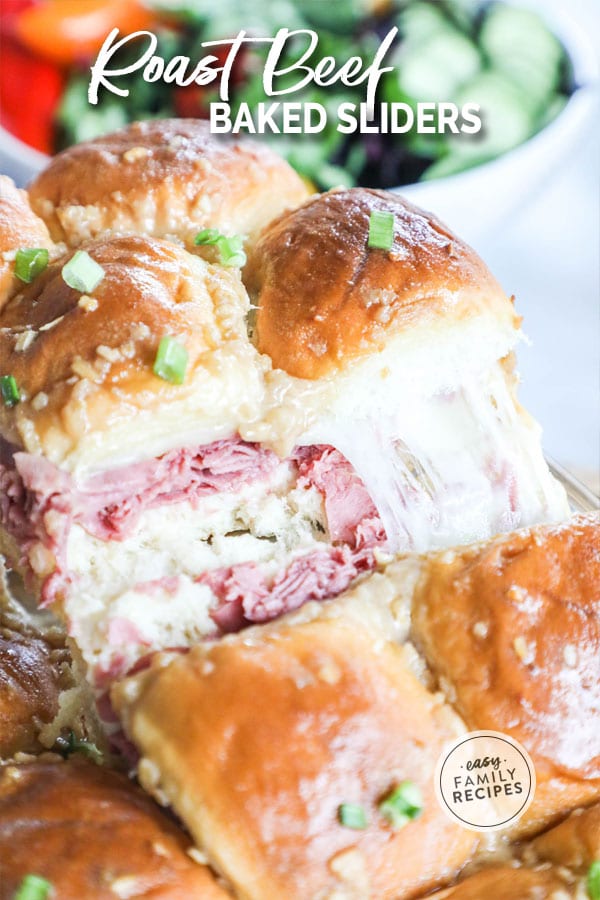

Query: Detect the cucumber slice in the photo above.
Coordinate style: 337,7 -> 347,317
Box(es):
440,0 -> 480,34
480,4 -> 563,71
397,29 -> 481,103
296,0 -> 384,33
398,4 -> 452,44
449,70 -> 534,159
480,3 -> 563,108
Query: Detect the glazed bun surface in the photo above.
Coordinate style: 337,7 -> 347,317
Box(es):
429,865 -> 578,899
28,119 -> 310,248
410,512 -> 600,834
0,758 -> 228,899
247,188 -> 518,379
113,589 -> 475,900
0,176 -> 53,310
530,801 -> 600,872
0,622 -> 65,759
0,234 -> 266,470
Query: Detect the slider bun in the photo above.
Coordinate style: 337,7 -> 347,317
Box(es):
410,512 -> 600,836
0,176 -> 53,310
0,758 -> 228,899
247,187 -> 518,379
530,802 -> 600,872
0,622 -> 65,759
429,866 -> 576,899
0,234 -> 264,470
113,595 -> 476,900
28,119 -> 310,249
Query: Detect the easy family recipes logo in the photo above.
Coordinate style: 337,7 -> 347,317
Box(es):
435,731 -> 536,832
87,26 -> 482,136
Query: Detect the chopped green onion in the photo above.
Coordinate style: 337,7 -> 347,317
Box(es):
378,781 -> 423,830
194,229 -> 247,268
55,730 -> 103,764
338,803 -> 368,829
14,248 -> 49,283
588,861 -> 600,900
153,335 -> 188,385
194,228 -> 222,246
61,250 -> 105,293
0,375 -> 20,408
217,234 -> 247,267
367,210 -> 395,251
13,874 -> 52,900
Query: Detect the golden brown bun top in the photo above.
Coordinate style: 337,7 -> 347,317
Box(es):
530,802 -> 600,872
0,176 -> 53,311
0,607 -> 67,759
0,233 -> 258,466
411,512 -> 600,830
247,187 -> 517,378
113,594 -> 475,900
28,118 -> 310,248
0,758 -> 228,899
430,865 -> 577,899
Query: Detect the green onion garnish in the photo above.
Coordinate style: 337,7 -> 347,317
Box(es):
367,210 -> 395,251
588,861 -> 600,900
0,375 -> 20,408
13,874 -> 52,900
194,229 -> 247,268
55,730 -> 103,764
194,228 -> 221,246
378,781 -> 423,830
153,335 -> 188,385
61,250 -> 105,293
338,803 -> 368,829
14,248 -> 49,283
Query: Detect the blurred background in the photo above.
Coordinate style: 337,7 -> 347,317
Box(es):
0,0 -> 598,488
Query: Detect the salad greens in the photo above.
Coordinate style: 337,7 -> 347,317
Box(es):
56,0 -> 573,189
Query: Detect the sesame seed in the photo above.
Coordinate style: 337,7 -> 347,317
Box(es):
96,344 -> 121,363
187,846 -> 209,865
78,294 -> 98,312
39,315 -> 64,332
507,585 -> 529,604
563,644 -> 577,667
473,621 -> 489,639
14,329 -> 36,352
71,357 -> 101,382
513,636 -> 534,665
31,391 -> 49,411
318,660 -> 341,684
123,146 -> 149,163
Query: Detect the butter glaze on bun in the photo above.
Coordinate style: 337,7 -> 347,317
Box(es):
410,512 -> 600,836
0,759 -> 228,899
428,865 -> 578,899
247,187 -> 518,379
0,621 -> 65,759
0,176 -> 53,310
28,119 -> 310,249
0,234 -> 265,471
529,801 -> 600,872
112,589 -> 476,900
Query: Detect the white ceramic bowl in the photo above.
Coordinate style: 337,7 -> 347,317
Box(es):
398,0 -> 600,243
0,0 -> 597,246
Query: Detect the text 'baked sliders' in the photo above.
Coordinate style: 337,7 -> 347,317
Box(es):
112,514 -> 599,899
0,121 -> 567,690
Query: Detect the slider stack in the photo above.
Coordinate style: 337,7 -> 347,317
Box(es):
0,119 -> 597,900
